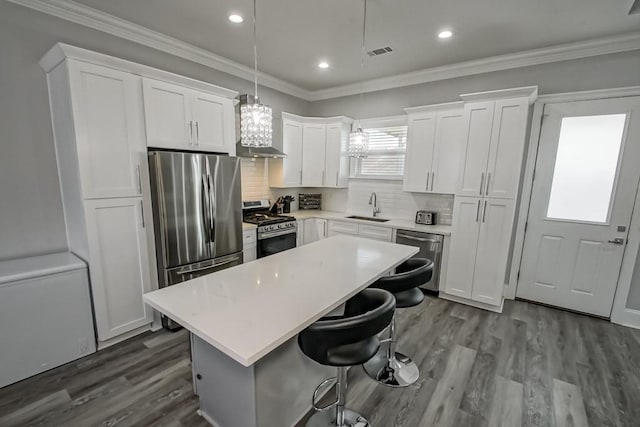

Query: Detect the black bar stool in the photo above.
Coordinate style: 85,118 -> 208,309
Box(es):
363,258 -> 433,387
298,288 -> 396,427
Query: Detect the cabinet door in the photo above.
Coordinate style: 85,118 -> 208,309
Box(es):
243,246 -> 257,263
358,224 -> 393,242
403,114 -> 437,192
69,62 -> 145,199
142,78 -> 192,150
296,220 -> 304,246
84,198 -> 153,342
274,119 -> 303,187
324,123 -> 347,188
472,198 -> 515,305
303,218 -> 322,244
316,219 -> 328,240
192,91 -> 234,154
457,102 -> 495,197
431,109 -> 465,194
301,123 -> 327,186
443,197 -> 482,298
485,98 -> 529,199
328,220 -> 359,237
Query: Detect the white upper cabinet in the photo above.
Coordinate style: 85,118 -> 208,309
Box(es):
457,88 -> 535,199
403,103 -> 464,194
485,98 -> 529,199
302,123 -> 327,186
324,122 -> 350,188
457,101 -> 495,197
142,78 -> 235,154
142,78 -> 192,150
269,117 -> 303,187
270,114 -> 351,188
68,61 -> 146,199
403,113 -> 437,192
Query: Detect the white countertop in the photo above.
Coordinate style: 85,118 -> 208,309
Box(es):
290,210 -> 452,236
242,222 -> 257,231
0,252 -> 86,285
143,235 -> 417,367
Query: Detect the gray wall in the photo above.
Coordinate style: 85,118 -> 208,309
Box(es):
0,1 -> 310,261
309,51 -> 640,312
309,51 -> 640,118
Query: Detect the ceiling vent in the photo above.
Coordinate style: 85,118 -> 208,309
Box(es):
367,46 -> 393,57
630,0 -> 640,14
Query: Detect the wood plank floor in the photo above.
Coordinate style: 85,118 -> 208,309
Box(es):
1,297 -> 639,426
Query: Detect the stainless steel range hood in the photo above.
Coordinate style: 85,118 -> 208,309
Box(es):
235,142 -> 286,158
235,94 -> 286,158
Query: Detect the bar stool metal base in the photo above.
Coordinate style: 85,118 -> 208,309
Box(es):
306,408 -> 370,427
362,349 -> 419,387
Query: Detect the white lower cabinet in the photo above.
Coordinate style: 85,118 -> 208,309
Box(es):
327,220 -> 358,237
302,218 -> 327,244
326,220 -> 393,242
243,228 -> 257,263
296,220 -> 304,247
444,197 -> 514,308
84,198 -> 154,342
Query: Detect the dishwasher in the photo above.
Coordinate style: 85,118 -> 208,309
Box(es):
395,230 -> 443,293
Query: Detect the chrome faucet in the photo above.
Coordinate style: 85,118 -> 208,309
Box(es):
368,192 -> 381,217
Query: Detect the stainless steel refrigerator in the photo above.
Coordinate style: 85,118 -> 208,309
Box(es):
148,151 -> 243,329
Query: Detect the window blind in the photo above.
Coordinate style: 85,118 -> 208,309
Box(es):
356,125 -> 408,177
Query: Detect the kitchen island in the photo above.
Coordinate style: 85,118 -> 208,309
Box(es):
143,235 -> 417,427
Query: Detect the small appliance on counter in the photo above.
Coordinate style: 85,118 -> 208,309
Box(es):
415,210 -> 437,225
299,193 -> 322,210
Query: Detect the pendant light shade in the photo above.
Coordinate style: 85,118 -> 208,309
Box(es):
348,128 -> 369,158
240,0 -> 273,148
348,0 -> 369,158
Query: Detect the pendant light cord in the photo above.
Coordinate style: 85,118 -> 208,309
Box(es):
359,0 -> 367,128
253,0 -> 258,99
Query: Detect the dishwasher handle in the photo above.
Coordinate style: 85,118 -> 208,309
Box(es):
396,233 -> 441,244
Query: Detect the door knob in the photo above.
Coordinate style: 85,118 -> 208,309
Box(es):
608,238 -> 625,245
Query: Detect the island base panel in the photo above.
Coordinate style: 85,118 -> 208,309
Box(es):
192,334 -> 333,427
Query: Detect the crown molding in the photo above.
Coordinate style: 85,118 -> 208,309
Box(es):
7,0 -> 312,100
8,0 -> 640,102
459,86 -> 538,103
281,111 -> 353,124
308,32 -> 640,101
404,101 -> 464,115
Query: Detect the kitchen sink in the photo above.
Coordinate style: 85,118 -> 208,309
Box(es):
345,215 -> 390,223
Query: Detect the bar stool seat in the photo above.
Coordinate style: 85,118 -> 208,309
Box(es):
363,258 -> 433,387
298,288 -> 395,427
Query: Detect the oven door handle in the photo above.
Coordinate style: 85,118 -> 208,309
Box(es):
259,229 -> 297,239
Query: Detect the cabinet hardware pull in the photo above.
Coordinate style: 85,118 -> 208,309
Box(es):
336,171 -> 339,186
299,170 -> 302,185
140,200 -> 145,228
189,121 -> 193,145
136,164 -> 142,193
322,170 -> 325,185
485,173 -> 491,196
431,171 -> 435,191
195,121 -> 200,145
479,172 -> 485,195
476,200 -> 481,222
426,172 -> 430,191
482,200 -> 488,223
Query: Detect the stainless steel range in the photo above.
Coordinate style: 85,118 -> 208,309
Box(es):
242,200 -> 297,258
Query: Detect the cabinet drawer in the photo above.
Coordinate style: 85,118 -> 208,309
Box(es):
358,224 -> 393,242
243,229 -> 257,246
328,220 -> 358,235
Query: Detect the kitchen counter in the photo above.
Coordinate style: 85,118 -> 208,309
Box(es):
144,235 -> 416,367
242,222 -> 257,231
143,236 -> 416,427
290,210 -> 453,236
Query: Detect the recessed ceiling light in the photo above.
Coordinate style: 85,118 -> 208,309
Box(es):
229,14 -> 244,23
318,61 -> 330,69
438,30 -> 453,39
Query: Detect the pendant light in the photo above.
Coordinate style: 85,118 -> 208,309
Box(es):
348,0 -> 369,159
240,0 -> 273,147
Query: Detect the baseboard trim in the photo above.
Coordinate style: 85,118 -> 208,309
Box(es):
439,293 -> 504,313
611,307 -> 640,330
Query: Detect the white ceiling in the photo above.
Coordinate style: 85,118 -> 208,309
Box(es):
68,0 -> 640,91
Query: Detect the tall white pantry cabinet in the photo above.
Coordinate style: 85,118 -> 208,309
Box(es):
40,44 -> 238,348
443,87 -> 537,311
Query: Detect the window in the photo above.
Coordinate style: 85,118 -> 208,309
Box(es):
354,123 -> 408,178
546,114 -> 626,223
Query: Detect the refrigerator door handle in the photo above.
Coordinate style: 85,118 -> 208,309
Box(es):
208,173 -> 216,243
201,175 -> 211,243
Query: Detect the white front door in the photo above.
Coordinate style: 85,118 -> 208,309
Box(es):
517,97 -> 640,317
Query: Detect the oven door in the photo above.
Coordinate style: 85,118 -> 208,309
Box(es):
257,229 -> 297,258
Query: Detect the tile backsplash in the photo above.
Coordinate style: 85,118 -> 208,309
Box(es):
240,159 -> 453,224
